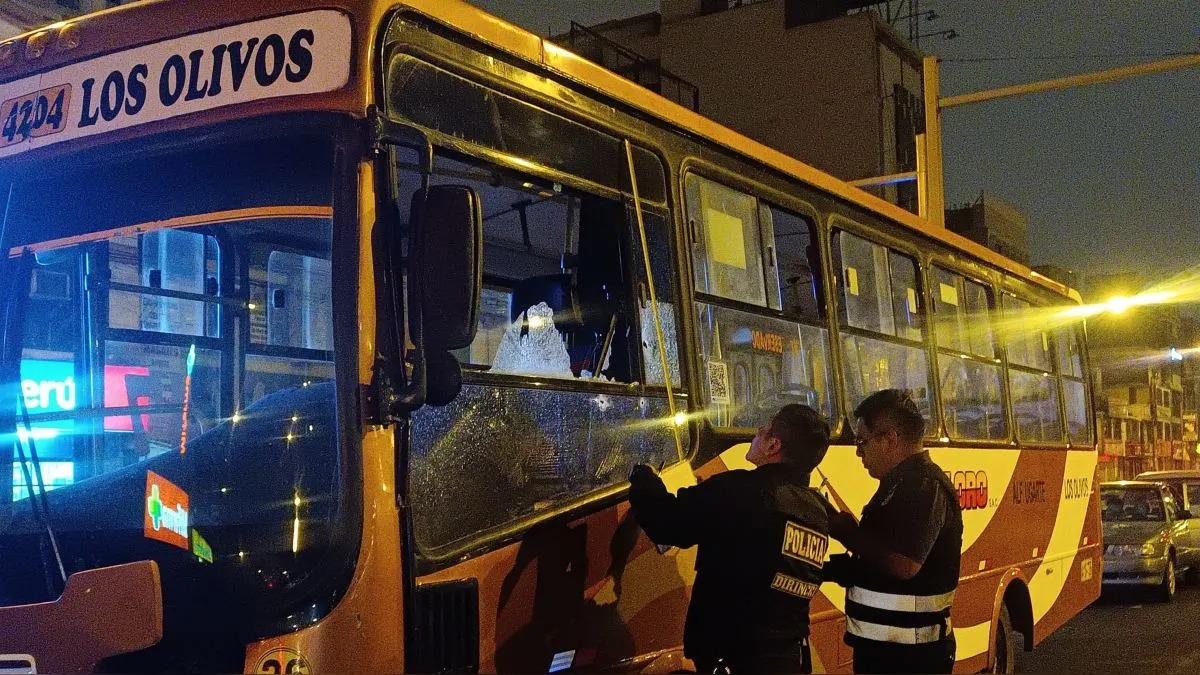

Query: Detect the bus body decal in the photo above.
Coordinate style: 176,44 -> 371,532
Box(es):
1028,451 -> 1097,620
0,10 -> 351,159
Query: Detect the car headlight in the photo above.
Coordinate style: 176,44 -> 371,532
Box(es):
1141,542 -> 1160,557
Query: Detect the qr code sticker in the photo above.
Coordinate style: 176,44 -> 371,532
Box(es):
706,360 -> 730,405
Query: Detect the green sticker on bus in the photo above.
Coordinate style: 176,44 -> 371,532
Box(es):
191,528 -> 213,564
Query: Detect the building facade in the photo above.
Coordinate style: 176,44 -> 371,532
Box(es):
556,0 -> 925,211
945,191 -> 1030,265
1085,273 -> 1199,481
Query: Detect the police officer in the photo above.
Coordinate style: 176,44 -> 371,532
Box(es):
826,389 -> 963,674
629,404 -> 832,674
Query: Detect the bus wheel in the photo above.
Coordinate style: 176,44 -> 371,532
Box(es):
988,605 -> 1015,674
1158,556 -> 1176,602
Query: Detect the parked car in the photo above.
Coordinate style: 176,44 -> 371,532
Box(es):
1135,470 -> 1200,513
1100,480 -> 1200,600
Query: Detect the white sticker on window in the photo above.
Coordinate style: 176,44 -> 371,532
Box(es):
846,268 -> 859,296
906,287 -> 917,314
939,282 -> 959,307
707,360 -> 731,404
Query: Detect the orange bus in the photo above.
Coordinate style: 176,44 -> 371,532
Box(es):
0,1 -> 1099,672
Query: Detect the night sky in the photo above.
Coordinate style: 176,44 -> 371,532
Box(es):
469,1 -> 1199,278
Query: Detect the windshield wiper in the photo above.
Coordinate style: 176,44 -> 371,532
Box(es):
1,250 -> 68,595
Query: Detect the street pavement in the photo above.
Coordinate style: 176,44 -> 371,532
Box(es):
1018,582 -> 1200,674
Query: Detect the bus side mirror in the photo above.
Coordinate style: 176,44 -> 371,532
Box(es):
408,185 -> 483,351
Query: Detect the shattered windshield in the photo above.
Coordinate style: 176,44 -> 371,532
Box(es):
0,121 -> 353,667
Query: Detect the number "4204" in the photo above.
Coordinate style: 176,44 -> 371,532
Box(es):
1,84 -> 71,148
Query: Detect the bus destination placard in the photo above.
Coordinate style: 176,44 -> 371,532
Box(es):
0,9 -> 351,158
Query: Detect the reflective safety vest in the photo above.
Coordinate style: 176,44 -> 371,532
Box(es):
844,586 -> 954,644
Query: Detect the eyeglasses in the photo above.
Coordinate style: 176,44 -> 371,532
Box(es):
855,428 -> 893,447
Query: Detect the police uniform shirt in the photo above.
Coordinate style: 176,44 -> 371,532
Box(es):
630,462 -> 830,664
846,451 -> 963,646
861,452 -> 960,575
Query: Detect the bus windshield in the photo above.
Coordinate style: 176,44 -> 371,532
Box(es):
0,121 -> 353,662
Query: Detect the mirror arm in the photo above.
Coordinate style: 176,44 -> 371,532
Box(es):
365,107 -> 436,419
390,348 -> 427,415
390,244 -> 427,415
368,106 -> 432,171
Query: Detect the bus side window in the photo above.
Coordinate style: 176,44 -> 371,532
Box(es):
1002,293 -> 1063,444
109,230 -> 221,337
833,229 -> 931,425
687,177 -> 837,429
1056,324 -> 1090,446
245,246 -> 335,408
766,205 -> 821,320
686,173 -> 772,309
404,148 -> 683,553
932,266 -> 1006,441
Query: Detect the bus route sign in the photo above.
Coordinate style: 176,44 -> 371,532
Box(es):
0,9 -> 351,158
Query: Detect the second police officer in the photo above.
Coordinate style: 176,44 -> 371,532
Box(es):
825,389 -> 964,674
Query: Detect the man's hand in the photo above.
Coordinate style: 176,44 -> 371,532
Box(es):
629,463 -> 658,487
823,552 -> 858,587
828,510 -> 858,545
628,464 -> 666,503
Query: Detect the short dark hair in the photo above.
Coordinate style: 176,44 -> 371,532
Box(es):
854,389 -> 925,444
770,404 -> 831,471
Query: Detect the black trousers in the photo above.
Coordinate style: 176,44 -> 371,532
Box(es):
693,638 -> 812,674
851,635 -> 955,674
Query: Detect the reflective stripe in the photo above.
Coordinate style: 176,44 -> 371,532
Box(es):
846,616 -> 951,645
847,587 -> 955,613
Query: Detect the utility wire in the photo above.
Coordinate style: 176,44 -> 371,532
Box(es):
946,51 -> 1198,63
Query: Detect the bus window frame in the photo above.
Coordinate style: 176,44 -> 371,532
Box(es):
925,259 -> 1013,445
393,139 -> 691,570
678,157 -> 840,439
828,214 -> 937,435
999,289 -> 1070,448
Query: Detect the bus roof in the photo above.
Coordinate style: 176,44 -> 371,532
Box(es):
0,0 -> 1073,299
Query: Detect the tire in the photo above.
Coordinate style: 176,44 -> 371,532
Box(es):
988,605 -> 1015,674
1158,555 -> 1177,602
